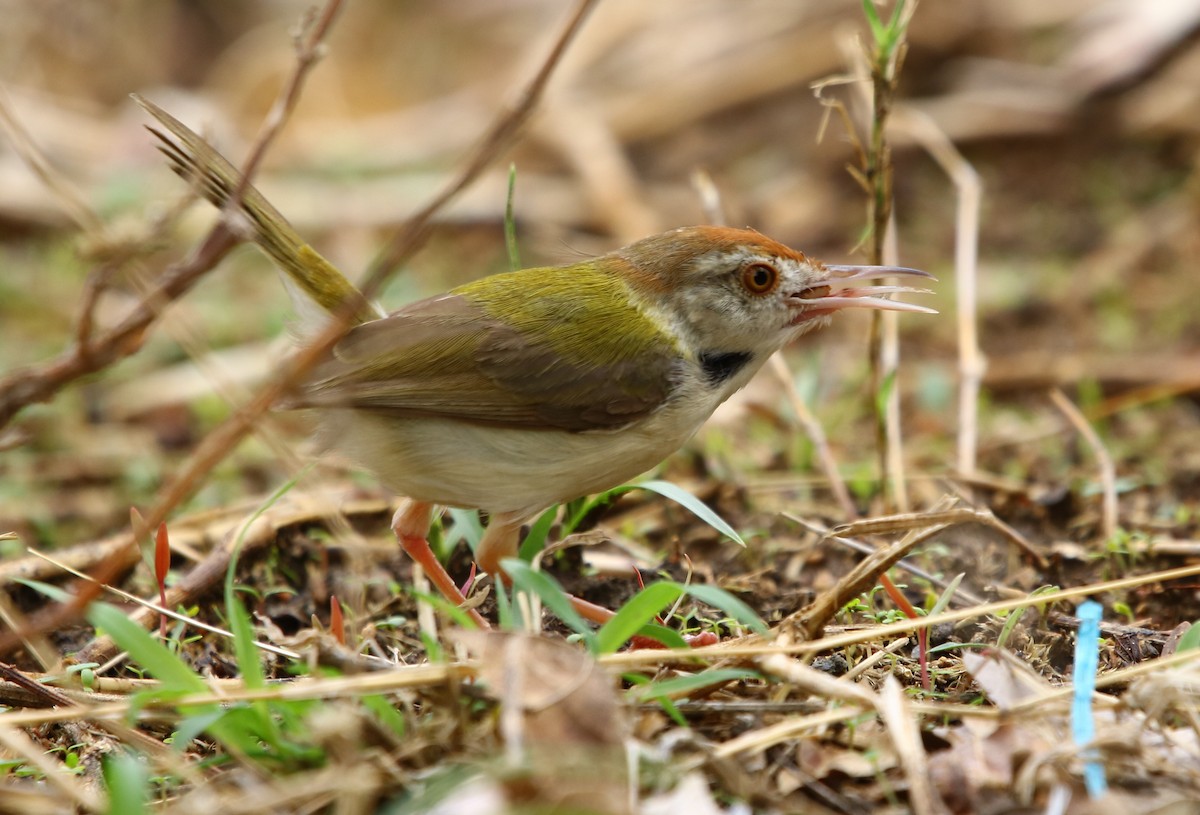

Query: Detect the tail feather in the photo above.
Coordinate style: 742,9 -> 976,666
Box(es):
134,94 -> 382,329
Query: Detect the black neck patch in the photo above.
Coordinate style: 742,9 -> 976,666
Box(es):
698,351 -> 753,386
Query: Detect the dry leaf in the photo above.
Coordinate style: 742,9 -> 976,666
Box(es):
453,630 -> 631,815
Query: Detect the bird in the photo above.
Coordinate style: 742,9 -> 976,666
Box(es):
135,95 -> 934,632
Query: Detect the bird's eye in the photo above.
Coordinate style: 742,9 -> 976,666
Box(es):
741,262 -> 778,295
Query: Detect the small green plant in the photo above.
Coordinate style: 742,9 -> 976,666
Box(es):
499,557 -> 766,653
1111,601 -> 1135,625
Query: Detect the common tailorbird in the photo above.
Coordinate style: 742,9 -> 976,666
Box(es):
136,95 -> 934,632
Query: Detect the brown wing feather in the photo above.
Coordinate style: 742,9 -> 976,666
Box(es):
294,293 -> 679,432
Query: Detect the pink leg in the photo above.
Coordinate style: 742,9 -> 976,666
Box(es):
474,512 -> 525,579
392,499 -> 489,629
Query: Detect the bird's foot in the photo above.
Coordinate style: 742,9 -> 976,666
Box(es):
392,500 -> 490,629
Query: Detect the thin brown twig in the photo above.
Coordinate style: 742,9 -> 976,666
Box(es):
227,0 -> 345,210
0,87 -> 119,349
0,87 -> 102,234
0,1 -> 346,437
1049,387 -> 1119,542
75,194 -> 202,359
0,224 -> 238,429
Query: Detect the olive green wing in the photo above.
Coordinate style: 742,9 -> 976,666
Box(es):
295,292 -> 680,432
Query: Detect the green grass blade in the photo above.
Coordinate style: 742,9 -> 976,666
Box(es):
625,673 -> 687,726
226,595 -> 265,690
361,694 -> 407,738
928,573 -> 964,617
568,481 -> 744,545
501,559 -> 595,648
629,622 -> 689,650
407,588 -> 483,631
595,582 -> 683,654
85,602 -> 207,693
102,751 -> 149,815
223,470 -> 306,691
629,668 -> 760,702
636,480 -> 745,545
444,508 -> 485,554
505,162 -> 521,271
13,578 -> 71,604
1176,621 -> 1200,653
518,505 -> 559,561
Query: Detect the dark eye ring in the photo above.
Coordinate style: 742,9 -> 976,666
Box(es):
741,262 -> 778,295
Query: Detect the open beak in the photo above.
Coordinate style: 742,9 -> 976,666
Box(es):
789,264 -> 937,323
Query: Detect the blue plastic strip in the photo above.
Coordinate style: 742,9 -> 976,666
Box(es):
1072,599 -> 1107,798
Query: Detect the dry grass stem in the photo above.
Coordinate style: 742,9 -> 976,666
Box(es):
831,505 -> 1047,568
893,107 -> 983,477
757,651 -> 876,706
881,220 -> 910,513
841,636 -> 910,681
597,561 -> 1200,669
879,675 -> 949,815
0,592 -> 59,672
786,511 -> 986,605
689,168 -> 727,225
710,706 -> 865,761
1049,387 -> 1119,541
0,88 -> 101,235
537,99 -> 660,241
769,354 -> 859,519
792,521 -> 952,639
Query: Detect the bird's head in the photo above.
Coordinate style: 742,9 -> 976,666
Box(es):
617,225 -> 935,357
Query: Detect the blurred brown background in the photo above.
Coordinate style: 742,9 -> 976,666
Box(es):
2,0 -> 1200,527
